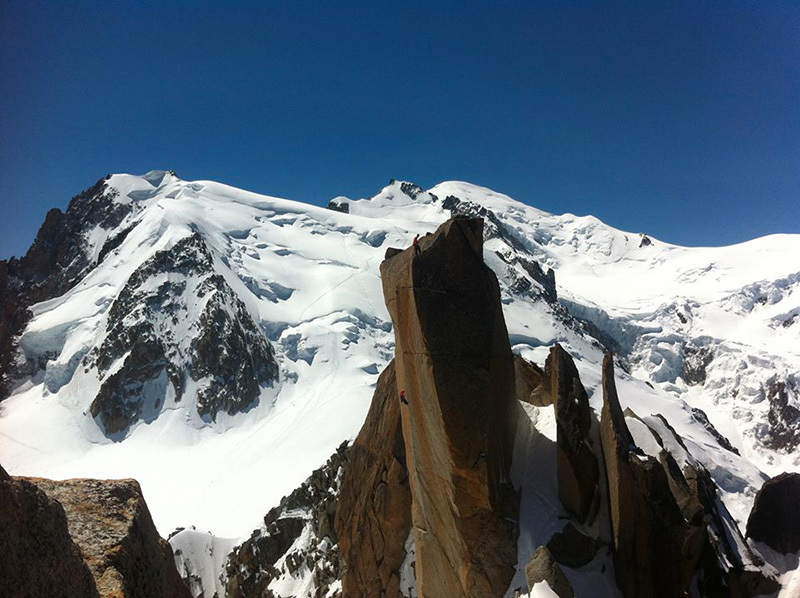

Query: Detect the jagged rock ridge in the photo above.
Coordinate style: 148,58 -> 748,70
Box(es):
223,444 -> 348,598
600,353 -> 779,598
84,232 -> 279,436
0,175 -> 134,398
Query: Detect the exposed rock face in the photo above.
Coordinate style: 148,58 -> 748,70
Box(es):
440,194 -> 557,304
24,476 -> 189,598
602,352 -> 682,597
0,470 -> 99,598
336,359 -> 412,597
84,233 -> 279,436
224,444 -> 348,598
683,343 -> 714,385
545,344 -> 599,523
690,407 -> 740,455
765,378 -> 800,452
600,353 -> 778,598
0,176 -> 129,398
326,199 -> 349,213
746,472 -> 800,554
399,181 -> 426,199
524,546 -> 574,598
546,522 -> 598,569
380,217 -> 519,597
514,354 -> 547,406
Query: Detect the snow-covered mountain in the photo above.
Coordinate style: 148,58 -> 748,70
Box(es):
1,171 -> 798,594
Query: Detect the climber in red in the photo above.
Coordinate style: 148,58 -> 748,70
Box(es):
413,234 -> 421,256
400,389 -> 409,405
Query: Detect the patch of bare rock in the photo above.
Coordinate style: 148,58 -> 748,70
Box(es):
0,468 -> 189,598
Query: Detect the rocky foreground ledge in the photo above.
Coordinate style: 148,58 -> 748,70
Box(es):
0,465 -> 189,598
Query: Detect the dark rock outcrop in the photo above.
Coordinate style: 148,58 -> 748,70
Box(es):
225,444 -> 348,598
399,181 -> 425,199
514,354 -> 547,406
336,360 -> 412,597
327,199 -> 349,213
690,406 -> 740,455
442,194 -> 557,303
380,217 -> 519,597
0,176 -> 129,399
84,233 -> 279,435
545,344 -> 599,523
765,378 -> 800,452
524,546 -> 575,598
746,472 -> 800,554
0,470 -> 99,598
602,352 -> 690,597
546,522 -> 598,569
28,477 -> 190,598
600,353 -> 779,597
683,344 -> 714,385
495,250 -> 558,304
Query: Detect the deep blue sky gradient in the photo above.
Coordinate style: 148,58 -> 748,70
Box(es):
1,1 -> 799,258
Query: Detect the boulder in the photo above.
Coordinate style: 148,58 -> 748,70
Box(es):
524,546 -> 574,598
0,470 -> 98,598
546,522 -> 598,569
514,354 -> 547,406
380,217 -> 519,597
30,477 -> 190,598
746,472 -> 800,554
546,344 -> 599,523
336,360 -> 412,597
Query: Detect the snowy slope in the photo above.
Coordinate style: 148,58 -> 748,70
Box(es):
1,171 -> 797,569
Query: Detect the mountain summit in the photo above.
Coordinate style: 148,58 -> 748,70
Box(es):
1,172 -> 798,595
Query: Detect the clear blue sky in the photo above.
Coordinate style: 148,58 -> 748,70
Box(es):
1,1 -> 798,259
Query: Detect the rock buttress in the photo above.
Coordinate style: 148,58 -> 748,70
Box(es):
0,469 -> 99,598
514,354 -> 547,407
336,359 -> 412,597
601,353 -> 697,597
30,477 -> 190,598
546,344 -> 599,523
380,217 -> 519,598
600,354 -> 779,597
